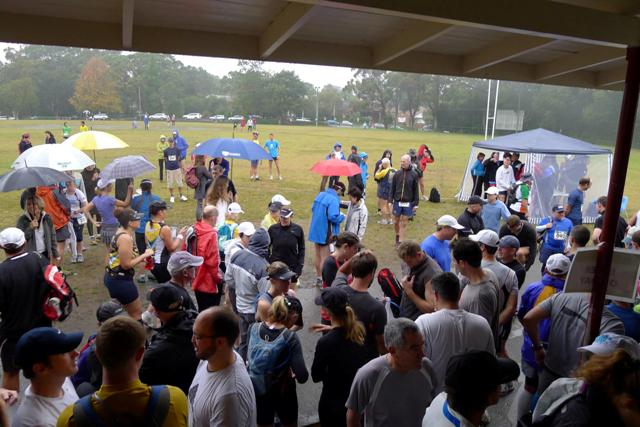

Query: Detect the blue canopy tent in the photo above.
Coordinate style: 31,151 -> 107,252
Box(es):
458,128 -> 612,223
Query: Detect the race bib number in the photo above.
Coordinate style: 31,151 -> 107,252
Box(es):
77,215 -> 87,225
554,230 -> 568,241
168,155 -> 177,162
398,202 -> 410,208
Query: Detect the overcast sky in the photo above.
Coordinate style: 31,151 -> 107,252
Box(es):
0,43 -> 354,88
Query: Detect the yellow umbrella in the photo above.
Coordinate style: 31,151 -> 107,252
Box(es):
62,131 -> 129,161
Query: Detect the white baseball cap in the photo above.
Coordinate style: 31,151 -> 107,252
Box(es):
470,229 -> 500,247
97,178 -> 115,189
237,222 -> 256,236
578,333 -> 640,360
271,194 -> 291,206
485,187 -> 500,196
227,202 -> 244,214
0,227 -> 26,249
545,253 -> 572,275
436,215 -> 465,230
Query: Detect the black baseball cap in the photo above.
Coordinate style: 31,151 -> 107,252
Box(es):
268,264 -> 297,281
149,200 -> 168,215
15,327 -> 83,369
287,296 -> 304,328
96,300 -> 125,323
280,208 -> 293,218
467,196 -> 486,206
148,285 -> 184,312
552,205 -> 565,213
314,287 -> 349,314
268,201 -> 283,213
445,350 -> 520,393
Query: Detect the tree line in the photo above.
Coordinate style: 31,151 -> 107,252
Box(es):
0,45 -> 637,145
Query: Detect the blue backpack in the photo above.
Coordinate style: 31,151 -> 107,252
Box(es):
247,322 -> 292,395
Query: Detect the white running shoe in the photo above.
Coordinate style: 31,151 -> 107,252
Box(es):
180,195 -> 188,202
170,196 -> 175,203
269,175 -> 273,180
279,176 -> 283,180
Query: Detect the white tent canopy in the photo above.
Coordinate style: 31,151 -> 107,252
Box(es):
458,129 -> 612,223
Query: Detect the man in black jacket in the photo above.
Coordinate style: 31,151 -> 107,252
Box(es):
268,207 -> 305,289
458,196 -> 485,238
139,285 -> 198,395
388,154 -> 420,245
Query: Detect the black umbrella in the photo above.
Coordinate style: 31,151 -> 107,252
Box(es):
0,167 -> 72,192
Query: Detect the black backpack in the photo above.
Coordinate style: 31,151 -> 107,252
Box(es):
429,187 -> 441,203
377,268 -> 403,317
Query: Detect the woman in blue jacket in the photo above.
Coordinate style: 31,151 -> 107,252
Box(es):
470,152 -> 486,196
309,182 -> 346,287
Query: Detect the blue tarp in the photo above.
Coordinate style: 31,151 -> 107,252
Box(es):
472,128 -> 612,155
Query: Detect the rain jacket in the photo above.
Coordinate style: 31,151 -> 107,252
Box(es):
388,167 -> 420,204
16,211 -> 58,260
36,186 -> 70,231
225,228 -> 270,314
517,274 -> 565,371
156,140 -> 169,160
309,188 -> 344,245
191,220 -> 221,294
139,309 -> 199,395
173,131 -> 189,159
344,200 -> 368,240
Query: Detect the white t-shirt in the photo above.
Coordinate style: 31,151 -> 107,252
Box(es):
495,166 -> 515,192
415,309 -> 495,392
188,353 -> 256,427
12,378 -> 79,427
65,189 -> 87,219
422,392 -> 476,427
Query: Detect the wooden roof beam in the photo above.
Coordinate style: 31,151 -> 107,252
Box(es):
122,0 -> 134,50
462,35 -> 555,74
535,46 -> 626,80
372,22 -> 453,66
259,2 -> 317,58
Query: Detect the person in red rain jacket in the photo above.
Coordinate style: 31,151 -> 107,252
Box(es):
417,144 -> 435,200
190,205 -> 222,311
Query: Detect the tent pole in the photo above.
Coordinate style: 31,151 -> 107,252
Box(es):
586,46 -> 640,345
484,81 -> 492,140
491,81 -> 500,139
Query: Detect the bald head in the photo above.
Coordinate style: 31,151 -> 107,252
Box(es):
401,154 -> 411,169
202,205 -> 219,225
196,307 -> 239,347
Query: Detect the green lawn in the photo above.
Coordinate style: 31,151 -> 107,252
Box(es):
1,120 -> 638,313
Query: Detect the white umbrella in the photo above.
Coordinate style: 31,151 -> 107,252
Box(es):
12,144 -> 95,171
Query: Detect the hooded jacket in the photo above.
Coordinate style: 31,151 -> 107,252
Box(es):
344,200 -> 368,240
139,309 -> 199,395
191,220 -> 221,294
16,211 -> 59,259
309,188 -> 344,244
173,131 -> 189,159
225,228 -> 270,314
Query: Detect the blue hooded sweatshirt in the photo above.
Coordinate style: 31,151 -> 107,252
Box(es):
517,274 -> 565,372
309,188 -> 345,244
173,131 -> 189,159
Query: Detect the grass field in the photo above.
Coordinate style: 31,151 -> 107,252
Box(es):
1,120 -> 639,326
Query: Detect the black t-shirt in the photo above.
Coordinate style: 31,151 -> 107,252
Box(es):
594,214 -> 628,248
321,255 -> 342,287
499,221 -> 537,251
338,286 -> 387,361
0,252 -> 51,340
501,259 -> 526,289
311,327 -> 369,408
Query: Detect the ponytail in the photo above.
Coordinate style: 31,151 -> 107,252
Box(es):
342,306 -> 365,345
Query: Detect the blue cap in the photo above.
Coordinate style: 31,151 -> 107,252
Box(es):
15,327 -> 83,368
359,152 -> 368,158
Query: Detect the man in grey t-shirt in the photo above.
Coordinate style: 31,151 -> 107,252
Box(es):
523,292 -> 625,394
189,307 -> 256,427
454,238 -> 501,346
346,318 -> 438,427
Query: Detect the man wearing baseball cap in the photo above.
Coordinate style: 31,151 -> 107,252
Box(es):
536,204 -> 574,274
481,186 -> 510,233
268,207 -> 305,288
423,350 -> 519,426
140,285 -> 198,395
457,196 -> 485,238
0,227 -> 51,391
498,235 -> 526,288
167,251 -> 203,312
516,253 -> 571,417
470,229 -> 518,356
13,327 -> 83,426
420,215 -> 464,272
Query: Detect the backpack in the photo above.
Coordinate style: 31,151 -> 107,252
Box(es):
42,264 -> 78,322
72,384 -> 170,427
185,166 -> 199,189
377,268 -> 403,317
247,323 -> 293,396
217,222 -> 237,251
429,187 -> 441,203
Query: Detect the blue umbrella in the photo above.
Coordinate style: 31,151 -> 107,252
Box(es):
192,138 -> 270,161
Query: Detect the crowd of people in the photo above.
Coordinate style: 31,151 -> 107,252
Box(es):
1,127 -> 640,427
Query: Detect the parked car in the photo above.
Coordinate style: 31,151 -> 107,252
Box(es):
295,118 -> 312,124
149,113 -> 169,120
93,113 -> 109,120
373,123 -> 385,129
326,119 -> 339,127
209,114 -> 225,121
183,113 -> 202,120
340,120 -> 353,127
228,115 -> 244,121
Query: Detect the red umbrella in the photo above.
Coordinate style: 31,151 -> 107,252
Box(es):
310,159 -> 361,177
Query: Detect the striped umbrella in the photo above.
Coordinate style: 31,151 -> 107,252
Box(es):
100,155 -> 156,179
